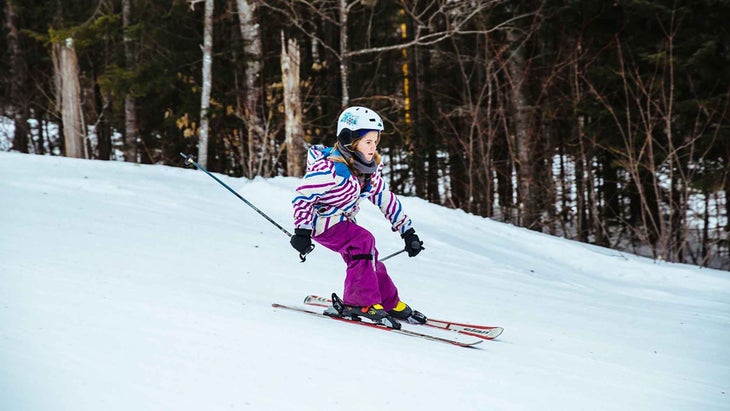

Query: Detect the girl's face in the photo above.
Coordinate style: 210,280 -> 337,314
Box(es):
355,131 -> 379,162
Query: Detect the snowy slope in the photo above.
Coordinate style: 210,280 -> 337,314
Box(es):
0,151 -> 728,411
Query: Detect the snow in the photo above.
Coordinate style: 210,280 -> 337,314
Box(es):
1,151 -> 728,411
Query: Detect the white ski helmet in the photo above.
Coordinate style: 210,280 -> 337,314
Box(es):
336,106 -> 384,147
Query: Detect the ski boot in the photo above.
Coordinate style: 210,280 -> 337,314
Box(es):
388,301 -> 428,325
328,293 -> 401,329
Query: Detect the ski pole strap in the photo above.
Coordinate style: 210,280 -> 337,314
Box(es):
299,244 -> 315,263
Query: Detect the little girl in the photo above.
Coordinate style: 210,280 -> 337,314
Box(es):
289,106 -> 425,327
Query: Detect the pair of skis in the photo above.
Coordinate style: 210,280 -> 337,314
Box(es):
272,295 -> 503,348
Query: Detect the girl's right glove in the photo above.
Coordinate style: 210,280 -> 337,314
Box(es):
401,228 -> 424,257
290,228 -> 312,254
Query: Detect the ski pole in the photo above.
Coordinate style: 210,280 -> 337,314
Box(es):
379,249 -> 407,262
180,153 -> 315,262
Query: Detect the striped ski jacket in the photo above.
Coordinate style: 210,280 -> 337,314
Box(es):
292,145 -> 413,236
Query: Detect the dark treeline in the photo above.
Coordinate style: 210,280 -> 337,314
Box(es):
1,0 -> 728,269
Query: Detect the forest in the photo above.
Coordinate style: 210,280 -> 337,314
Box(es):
1,0 -> 728,269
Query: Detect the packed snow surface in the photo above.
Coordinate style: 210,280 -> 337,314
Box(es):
1,152 -> 728,410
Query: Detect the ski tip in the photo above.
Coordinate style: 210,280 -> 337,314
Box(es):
303,295 -> 330,307
488,327 -> 504,339
463,327 -> 503,340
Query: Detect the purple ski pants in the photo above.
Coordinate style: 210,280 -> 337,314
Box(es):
313,221 -> 400,311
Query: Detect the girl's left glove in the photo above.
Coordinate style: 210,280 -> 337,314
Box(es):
401,228 -> 424,257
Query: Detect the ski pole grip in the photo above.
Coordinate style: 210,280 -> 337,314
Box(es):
181,153 -> 194,166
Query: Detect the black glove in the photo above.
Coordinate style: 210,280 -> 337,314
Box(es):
401,228 -> 423,257
290,228 -> 313,254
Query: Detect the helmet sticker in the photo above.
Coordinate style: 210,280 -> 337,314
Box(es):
340,112 -> 359,127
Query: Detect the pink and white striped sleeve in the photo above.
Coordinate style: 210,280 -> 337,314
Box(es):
292,161 -> 336,230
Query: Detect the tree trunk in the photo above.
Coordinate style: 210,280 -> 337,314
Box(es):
506,29 -> 539,230
585,140 -> 606,245
481,45 -> 496,218
94,77 -> 111,160
32,113 -> 45,155
448,148 -> 466,210
6,0 -> 30,153
601,152 -> 620,222
574,142 -> 588,242
197,0 -> 214,168
53,38 -> 85,159
236,0 -> 264,177
725,143 -> 730,234
338,0 -> 349,107
540,118 -> 557,235
494,133 -> 513,222
281,33 -> 306,177
122,0 -> 139,162
407,16 -> 427,200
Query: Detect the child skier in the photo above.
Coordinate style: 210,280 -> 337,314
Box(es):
289,106 -> 425,328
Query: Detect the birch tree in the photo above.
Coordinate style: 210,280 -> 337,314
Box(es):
53,37 -> 85,159
281,33 -> 306,177
337,0 -> 351,107
506,25 -> 539,230
122,0 -> 139,163
195,0 -> 214,168
235,0 -> 264,177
